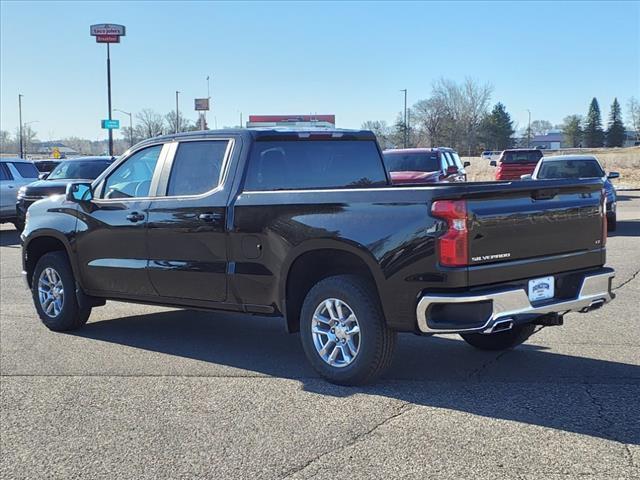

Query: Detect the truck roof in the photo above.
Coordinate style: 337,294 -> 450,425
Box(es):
139,128 -> 376,148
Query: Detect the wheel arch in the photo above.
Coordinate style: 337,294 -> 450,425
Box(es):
23,231 -> 77,289
280,240 -> 385,333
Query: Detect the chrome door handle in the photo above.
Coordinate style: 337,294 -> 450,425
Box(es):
198,212 -> 223,222
126,212 -> 145,222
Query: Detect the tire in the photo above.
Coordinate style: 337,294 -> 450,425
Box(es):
607,213 -> 617,232
299,275 -> 396,386
460,323 -> 536,351
32,251 -> 91,331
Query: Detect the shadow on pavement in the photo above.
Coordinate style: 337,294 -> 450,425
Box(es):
609,219 -> 640,237
0,229 -> 20,247
73,309 -> 640,445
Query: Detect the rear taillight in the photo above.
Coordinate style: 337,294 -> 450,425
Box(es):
431,200 -> 468,267
602,189 -> 607,246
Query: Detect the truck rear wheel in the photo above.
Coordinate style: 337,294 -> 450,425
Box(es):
32,251 -> 91,331
460,323 -> 536,351
299,275 -> 396,386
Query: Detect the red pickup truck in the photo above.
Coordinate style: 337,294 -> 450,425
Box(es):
491,149 -> 543,180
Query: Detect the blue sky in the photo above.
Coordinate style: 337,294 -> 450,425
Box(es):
1,0 -> 638,141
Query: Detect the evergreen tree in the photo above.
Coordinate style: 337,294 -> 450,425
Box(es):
562,115 -> 583,147
479,102 -> 515,150
583,98 -> 605,147
605,98 -> 626,147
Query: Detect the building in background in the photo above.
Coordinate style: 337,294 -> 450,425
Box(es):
246,115 -> 336,129
531,131 -> 564,150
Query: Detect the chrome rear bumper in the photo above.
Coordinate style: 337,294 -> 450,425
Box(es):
416,270 -> 615,334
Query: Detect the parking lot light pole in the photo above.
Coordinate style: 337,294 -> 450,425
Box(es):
18,94 -> 24,159
106,43 -> 114,156
527,109 -> 531,147
400,89 -> 408,148
175,91 -> 180,133
114,109 -> 133,147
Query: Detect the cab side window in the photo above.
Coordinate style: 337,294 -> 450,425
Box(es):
0,164 -> 11,181
166,140 -> 229,196
103,145 -> 163,199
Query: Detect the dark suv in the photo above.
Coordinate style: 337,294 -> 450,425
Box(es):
16,156 -> 113,231
382,147 -> 468,184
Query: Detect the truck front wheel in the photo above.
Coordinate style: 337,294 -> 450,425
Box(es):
32,251 -> 91,331
460,323 -> 536,351
299,275 -> 396,386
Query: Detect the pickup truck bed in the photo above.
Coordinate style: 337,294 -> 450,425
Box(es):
21,129 -> 615,385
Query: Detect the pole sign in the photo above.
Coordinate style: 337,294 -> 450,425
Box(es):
101,119 -> 120,129
195,98 -> 210,111
90,24 -> 125,43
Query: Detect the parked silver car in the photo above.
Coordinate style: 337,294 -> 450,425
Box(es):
0,158 -> 40,230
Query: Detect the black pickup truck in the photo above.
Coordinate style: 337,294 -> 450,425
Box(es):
21,129 -> 615,385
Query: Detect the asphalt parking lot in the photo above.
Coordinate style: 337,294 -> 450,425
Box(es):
1,193 -> 638,480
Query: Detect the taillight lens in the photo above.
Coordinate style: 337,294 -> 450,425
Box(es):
431,200 -> 468,267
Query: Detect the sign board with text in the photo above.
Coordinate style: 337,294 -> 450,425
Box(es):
90,24 -> 126,43
195,98 -> 210,111
101,119 -> 120,129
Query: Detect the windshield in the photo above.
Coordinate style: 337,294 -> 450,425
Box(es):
48,160 -> 112,180
501,150 -> 543,164
383,152 -> 440,172
537,160 -> 604,179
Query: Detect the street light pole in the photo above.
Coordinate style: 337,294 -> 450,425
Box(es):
175,91 -> 180,133
400,89 -> 408,148
18,94 -> 24,159
527,109 -> 531,147
106,43 -> 114,156
114,109 -> 133,147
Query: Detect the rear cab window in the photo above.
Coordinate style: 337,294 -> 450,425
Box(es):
0,164 -> 12,181
166,140 -> 230,196
383,152 -> 440,172
245,140 -> 387,191
9,162 -> 39,179
501,150 -> 543,164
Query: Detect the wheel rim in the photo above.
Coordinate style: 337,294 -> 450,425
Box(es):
311,298 -> 361,368
38,267 -> 64,318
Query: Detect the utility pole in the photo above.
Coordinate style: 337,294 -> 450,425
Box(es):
18,94 -> 24,159
527,109 -> 531,147
115,109 -> 133,147
175,91 -> 180,133
400,89 -> 408,148
106,43 -> 114,156
239,112 -> 243,128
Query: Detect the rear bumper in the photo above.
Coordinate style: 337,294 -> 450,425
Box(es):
416,268 -> 615,334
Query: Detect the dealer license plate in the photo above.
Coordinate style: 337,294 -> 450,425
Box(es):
528,276 -> 554,302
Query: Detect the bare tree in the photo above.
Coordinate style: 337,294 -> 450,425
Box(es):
628,97 -> 640,142
412,97 -> 448,147
165,110 -> 197,134
136,109 -> 165,139
0,130 -> 13,153
530,120 -> 553,136
362,120 -> 392,149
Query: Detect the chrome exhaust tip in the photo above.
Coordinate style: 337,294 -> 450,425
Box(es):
482,318 -> 514,334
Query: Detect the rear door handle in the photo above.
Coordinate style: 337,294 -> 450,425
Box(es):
126,212 -> 145,222
532,189 -> 559,200
198,212 -> 223,222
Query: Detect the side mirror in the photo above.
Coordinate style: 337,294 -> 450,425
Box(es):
607,171 -> 620,179
463,161 -> 471,168
520,174 -> 533,180
38,172 -> 49,180
489,160 -> 497,167
66,182 -> 93,203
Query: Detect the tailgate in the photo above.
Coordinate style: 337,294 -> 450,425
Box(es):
466,179 -> 604,266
